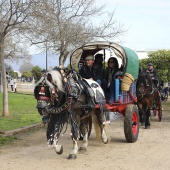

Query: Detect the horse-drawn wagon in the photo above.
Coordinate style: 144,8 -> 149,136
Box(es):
70,41 -> 140,142
34,41 -> 140,159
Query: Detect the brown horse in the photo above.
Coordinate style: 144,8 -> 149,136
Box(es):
136,72 -> 159,129
34,68 -> 110,159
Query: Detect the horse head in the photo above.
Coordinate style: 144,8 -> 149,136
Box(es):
34,69 -> 65,116
136,72 -> 153,99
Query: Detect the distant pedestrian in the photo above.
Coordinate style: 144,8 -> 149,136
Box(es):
14,81 -> 17,93
10,78 -> 14,92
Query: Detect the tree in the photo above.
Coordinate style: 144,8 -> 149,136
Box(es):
140,50 -> 170,83
0,0 -> 34,116
31,66 -> 42,82
22,70 -> 32,80
28,0 -> 125,65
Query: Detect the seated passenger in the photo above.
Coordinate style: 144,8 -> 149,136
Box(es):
94,53 -> 104,68
102,57 -> 120,104
79,55 -> 103,85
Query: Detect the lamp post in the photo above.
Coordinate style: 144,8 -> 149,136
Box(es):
46,41 -> 48,71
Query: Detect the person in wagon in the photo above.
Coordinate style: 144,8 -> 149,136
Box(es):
146,62 -> 159,88
102,57 -> 121,104
94,53 -> 104,69
79,55 -> 104,85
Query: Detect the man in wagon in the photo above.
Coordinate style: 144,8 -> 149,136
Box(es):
146,62 -> 159,89
79,55 -> 104,86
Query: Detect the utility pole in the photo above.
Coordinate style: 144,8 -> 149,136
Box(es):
46,41 -> 48,71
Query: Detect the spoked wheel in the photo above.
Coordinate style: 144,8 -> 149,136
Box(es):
157,97 -> 162,122
79,115 -> 92,140
124,104 -> 139,143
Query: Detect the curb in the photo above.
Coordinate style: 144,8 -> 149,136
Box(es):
0,123 -> 44,137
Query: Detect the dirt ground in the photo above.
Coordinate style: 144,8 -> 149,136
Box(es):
0,100 -> 170,170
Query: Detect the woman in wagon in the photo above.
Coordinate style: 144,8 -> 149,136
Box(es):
79,55 -> 104,86
102,57 -> 121,104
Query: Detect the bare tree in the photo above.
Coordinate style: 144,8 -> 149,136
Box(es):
4,35 -> 31,61
27,0 -> 125,65
0,0 -> 34,116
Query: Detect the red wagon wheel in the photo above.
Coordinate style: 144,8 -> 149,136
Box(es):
124,104 -> 139,143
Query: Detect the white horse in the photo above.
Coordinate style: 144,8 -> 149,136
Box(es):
34,69 -> 110,159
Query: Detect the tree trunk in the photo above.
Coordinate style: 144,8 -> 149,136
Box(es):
0,34 -> 9,116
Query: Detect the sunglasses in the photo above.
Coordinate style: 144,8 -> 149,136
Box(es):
108,61 -> 114,63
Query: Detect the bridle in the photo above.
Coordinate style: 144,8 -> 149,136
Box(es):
136,74 -> 151,99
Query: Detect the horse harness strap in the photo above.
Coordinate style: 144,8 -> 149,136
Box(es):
48,97 -> 72,114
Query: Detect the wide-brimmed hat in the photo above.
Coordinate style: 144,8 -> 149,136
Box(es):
85,55 -> 94,60
147,62 -> 153,66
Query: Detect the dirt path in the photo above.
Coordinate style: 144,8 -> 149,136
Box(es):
0,103 -> 170,170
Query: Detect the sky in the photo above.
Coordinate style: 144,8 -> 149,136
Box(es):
9,0 -> 170,71
97,0 -> 170,50
28,0 -> 170,54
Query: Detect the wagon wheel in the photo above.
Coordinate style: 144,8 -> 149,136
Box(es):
79,115 -> 92,140
157,97 -> 162,122
124,104 -> 139,143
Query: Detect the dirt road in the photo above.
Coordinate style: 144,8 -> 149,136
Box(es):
0,103 -> 170,170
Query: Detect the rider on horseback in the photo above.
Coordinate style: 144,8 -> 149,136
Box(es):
146,62 -> 159,90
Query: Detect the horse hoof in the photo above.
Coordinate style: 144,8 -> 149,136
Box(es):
56,146 -> 63,155
145,126 -> 150,129
103,139 -> 109,144
67,154 -> 77,159
78,147 -> 87,153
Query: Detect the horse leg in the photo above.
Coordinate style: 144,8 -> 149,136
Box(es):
79,118 -> 88,152
68,111 -> 80,159
52,137 -> 63,155
47,115 -> 66,155
67,140 -> 79,159
145,109 -> 151,129
138,107 -> 144,126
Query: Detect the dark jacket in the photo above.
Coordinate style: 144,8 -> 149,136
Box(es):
79,65 -> 104,81
104,67 -> 120,81
146,69 -> 158,80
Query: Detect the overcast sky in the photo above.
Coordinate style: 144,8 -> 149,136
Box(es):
98,0 -> 170,50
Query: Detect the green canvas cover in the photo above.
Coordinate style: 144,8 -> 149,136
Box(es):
123,47 -> 139,79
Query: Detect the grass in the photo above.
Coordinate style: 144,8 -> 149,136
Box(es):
0,92 -> 41,146
0,92 -> 41,131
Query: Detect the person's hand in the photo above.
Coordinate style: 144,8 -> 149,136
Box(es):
108,83 -> 110,87
152,77 -> 155,80
89,78 -> 93,80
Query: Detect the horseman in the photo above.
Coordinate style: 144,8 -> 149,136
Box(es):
145,62 -> 159,90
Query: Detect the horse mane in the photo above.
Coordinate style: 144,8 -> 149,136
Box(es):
47,70 -> 64,92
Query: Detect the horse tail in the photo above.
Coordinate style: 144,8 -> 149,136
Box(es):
92,110 -> 101,141
92,109 -> 110,143
103,123 -> 110,143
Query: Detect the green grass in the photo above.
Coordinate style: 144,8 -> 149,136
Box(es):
0,92 -> 41,131
0,92 -> 41,146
